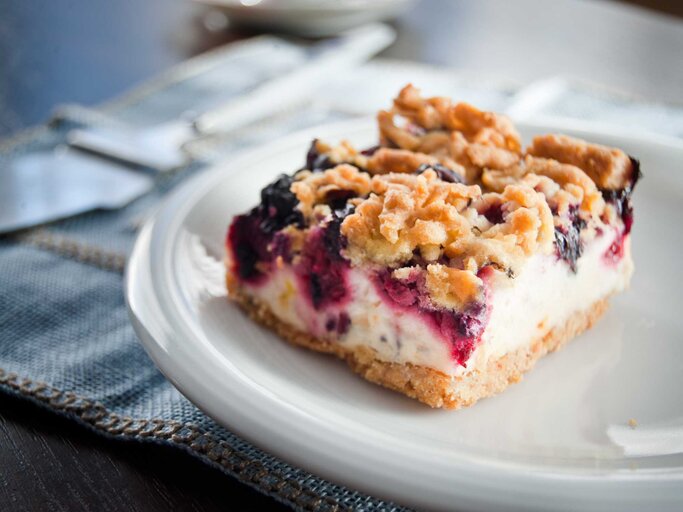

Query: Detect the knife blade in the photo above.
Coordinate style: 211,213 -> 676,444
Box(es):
0,147 -> 153,234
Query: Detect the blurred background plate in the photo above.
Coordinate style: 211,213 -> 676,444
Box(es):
194,0 -> 416,36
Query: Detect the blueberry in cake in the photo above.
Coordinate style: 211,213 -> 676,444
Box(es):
225,85 -> 641,409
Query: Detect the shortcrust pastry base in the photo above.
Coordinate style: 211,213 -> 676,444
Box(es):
228,275 -> 609,409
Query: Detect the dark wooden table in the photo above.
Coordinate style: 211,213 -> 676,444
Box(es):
0,392 -> 288,512
1,1 -> 681,510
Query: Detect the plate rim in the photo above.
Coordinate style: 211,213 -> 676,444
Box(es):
125,116 -> 683,511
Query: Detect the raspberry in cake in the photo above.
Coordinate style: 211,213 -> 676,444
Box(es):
225,84 -> 640,409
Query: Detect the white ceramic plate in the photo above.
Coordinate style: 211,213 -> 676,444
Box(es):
126,117 -> 683,511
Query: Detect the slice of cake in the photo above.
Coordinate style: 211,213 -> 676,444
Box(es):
225,85 -> 640,409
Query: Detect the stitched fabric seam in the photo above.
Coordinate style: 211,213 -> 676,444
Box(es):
0,369 -> 349,512
12,230 -> 127,274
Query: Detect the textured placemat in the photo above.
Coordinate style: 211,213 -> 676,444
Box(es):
1,37 -> 682,511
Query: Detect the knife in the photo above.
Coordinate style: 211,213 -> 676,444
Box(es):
67,23 -> 395,171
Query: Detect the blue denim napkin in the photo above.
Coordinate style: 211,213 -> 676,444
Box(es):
1,39 -> 681,511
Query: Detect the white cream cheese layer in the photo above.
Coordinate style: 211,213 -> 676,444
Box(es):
467,229 -> 633,374
243,229 -> 633,376
247,265 -> 454,372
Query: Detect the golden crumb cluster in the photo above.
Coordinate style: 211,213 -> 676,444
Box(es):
483,155 -> 605,219
378,84 -> 522,182
291,164 -> 371,219
287,85 -> 636,308
339,168 -> 555,274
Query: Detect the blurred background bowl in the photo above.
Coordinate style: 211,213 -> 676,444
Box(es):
194,0 -> 416,36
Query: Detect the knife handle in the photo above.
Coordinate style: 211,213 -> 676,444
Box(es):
193,23 -> 395,135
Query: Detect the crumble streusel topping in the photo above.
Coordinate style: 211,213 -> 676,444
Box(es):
291,163 -> 371,219
280,85 -> 639,308
527,134 -> 636,190
378,84 -> 522,182
339,168 -> 555,272
483,155 -> 605,218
